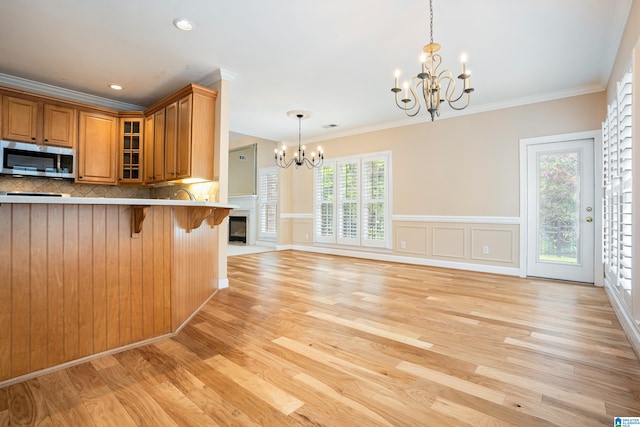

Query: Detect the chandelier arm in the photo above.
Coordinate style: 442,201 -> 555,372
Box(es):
440,73 -> 471,107
394,84 -> 421,116
303,156 -> 324,169
439,71 -> 469,106
276,155 -> 296,169
447,92 -> 472,111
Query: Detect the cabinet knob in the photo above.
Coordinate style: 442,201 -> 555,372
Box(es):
31,137 -> 36,140
44,139 -> 49,142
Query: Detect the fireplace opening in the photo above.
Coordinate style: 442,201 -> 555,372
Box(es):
229,216 -> 247,244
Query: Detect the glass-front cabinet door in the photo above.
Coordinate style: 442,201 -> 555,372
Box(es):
119,117 -> 143,183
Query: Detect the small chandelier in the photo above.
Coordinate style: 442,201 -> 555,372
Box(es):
275,110 -> 323,169
391,0 -> 474,120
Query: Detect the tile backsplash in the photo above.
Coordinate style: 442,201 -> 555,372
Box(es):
0,176 -> 151,198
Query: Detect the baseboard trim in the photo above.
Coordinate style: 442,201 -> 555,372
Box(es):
605,284 -> 640,359
0,333 -> 174,389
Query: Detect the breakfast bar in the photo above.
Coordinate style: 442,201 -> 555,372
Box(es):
0,196 -> 235,385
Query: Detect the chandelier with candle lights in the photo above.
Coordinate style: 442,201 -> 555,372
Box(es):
391,0 -> 474,121
275,111 -> 323,169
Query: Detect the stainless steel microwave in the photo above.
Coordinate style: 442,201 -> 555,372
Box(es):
0,140 -> 75,179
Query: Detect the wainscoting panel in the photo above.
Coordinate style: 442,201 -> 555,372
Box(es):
392,217 -> 519,271
432,226 -> 466,259
471,228 -> 515,263
396,225 -> 428,255
291,219 -> 313,245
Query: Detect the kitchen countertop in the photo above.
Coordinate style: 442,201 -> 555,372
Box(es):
0,195 -> 238,209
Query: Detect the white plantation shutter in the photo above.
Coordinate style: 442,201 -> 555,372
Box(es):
362,155 -> 388,248
603,67 -> 634,315
314,151 -> 391,248
337,160 -> 360,245
258,167 -> 278,240
314,163 -> 336,243
604,102 -> 620,281
618,70 -> 633,303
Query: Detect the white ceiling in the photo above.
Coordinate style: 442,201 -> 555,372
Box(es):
0,0 -> 632,144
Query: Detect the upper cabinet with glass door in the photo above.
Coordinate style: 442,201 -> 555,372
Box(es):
119,117 -> 144,184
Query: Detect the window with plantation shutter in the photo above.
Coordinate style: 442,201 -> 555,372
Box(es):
337,161 -> 360,245
258,167 -> 278,240
602,66 -> 634,317
362,156 -> 388,248
314,151 -> 391,249
315,164 -> 335,243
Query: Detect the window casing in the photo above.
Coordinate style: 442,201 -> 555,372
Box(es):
314,151 -> 391,249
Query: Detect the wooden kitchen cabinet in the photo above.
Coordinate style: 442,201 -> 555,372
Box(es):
77,111 -> 118,184
2,96 -> 37,142
145,84 -> 217,184
119,117 -> 144,184
2,96 -> 76,148
144,109 -> 166,184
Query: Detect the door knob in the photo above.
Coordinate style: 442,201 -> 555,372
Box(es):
585,217 -> 593,222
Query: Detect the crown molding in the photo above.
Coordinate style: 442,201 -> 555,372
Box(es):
198,68 -> 238,87
0,73 -> 145,111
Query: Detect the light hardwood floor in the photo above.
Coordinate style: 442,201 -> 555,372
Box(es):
1,250 -> 639,426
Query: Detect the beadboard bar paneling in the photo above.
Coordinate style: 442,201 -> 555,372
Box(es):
171,206 -> 219,330
0,202 -> 222,383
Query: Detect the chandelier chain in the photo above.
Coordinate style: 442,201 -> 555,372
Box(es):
429,0 -> 433,45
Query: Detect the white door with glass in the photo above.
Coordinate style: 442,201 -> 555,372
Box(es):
526,139 -> 595,283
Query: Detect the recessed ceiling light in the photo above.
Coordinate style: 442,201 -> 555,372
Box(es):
173,18 -> 195,31
109,84 -> 123,90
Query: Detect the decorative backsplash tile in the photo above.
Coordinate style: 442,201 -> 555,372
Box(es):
0,176 -> 151,198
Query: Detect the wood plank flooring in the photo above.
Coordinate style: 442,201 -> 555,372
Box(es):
1,250 -> 639,426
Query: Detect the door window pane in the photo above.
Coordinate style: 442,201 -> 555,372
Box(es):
537,150 -> 580,264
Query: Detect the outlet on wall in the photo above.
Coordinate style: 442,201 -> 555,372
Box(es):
482,245 -> 489,254
400,241 -> 406,249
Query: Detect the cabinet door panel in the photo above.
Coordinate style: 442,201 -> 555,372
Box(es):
176,94 -> 192,179
44,104 -> 76,148
2,97 -> 38,143
119,118 -> 143,183
154,109 -> 166,182
78,112 -> 117,184
164,102 -> 178,180
144,114 -> 155,183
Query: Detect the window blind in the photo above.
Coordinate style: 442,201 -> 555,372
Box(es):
602,67 -> 633,313
314,164 -> 335,243
258,167 -> 278,240
618,71 -> 633,296
313,151 -> 391,249
337,161 -> 360,244
362,157 -> 387,248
